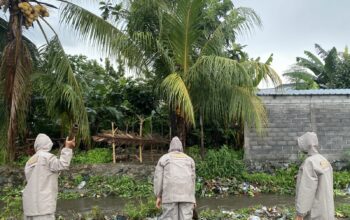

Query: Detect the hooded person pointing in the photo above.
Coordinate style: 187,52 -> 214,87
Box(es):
295,132 -> 334,220
154,136 -> 196,220
23,133 -> 75,220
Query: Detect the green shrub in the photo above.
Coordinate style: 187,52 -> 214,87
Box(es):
336,203 -> 350,218
0,187 -> 23,219
15,155 -> 30,166
186,145 -> 201,161
334,171 -> 350,189
123,197 -> 161,219
242,165 -> 298,194
196,146 -> 245,179
72,148 -> 112,164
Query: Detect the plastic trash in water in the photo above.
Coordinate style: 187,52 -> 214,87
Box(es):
242,182 -> 249,192
248,215 -> 261,220
77,180 -> 86,189
346,184 -> 350,194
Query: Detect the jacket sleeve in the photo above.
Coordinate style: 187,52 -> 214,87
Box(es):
153,159 -> 164,198
48,147 -> 73,172
296,159 -> 318,216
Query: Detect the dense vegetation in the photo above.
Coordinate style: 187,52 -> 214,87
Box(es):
284,44 -> 350,89
0,0 -> 281,164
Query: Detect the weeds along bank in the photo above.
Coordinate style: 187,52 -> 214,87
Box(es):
1,146 -> 350,219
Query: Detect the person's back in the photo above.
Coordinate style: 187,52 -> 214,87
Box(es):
23,134 -> 75,219
154,137 -> 196,220
157,151 -> 196,203
295,132 -> 334,220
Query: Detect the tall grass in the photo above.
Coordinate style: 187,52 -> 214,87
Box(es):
196,146 -> 245,179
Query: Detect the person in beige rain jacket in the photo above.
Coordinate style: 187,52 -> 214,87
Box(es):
23,133 -> 75,220
295,132 -> 334,220
154,136 -> 196,220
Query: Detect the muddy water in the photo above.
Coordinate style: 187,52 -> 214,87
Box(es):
56,195 -> 350,216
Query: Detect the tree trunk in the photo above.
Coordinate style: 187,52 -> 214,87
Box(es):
138,116 -> 144,163
169,108 -> 177,138
5,0 -> 23,163
112,122 -> 116,164
169,105 -> 187,148
199,113 -> 205,159
175,113 -> 186,148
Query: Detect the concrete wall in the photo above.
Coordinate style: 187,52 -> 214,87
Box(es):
244,95 -> 350,162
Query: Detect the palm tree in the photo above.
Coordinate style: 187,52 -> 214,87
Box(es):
127,0 -> 281,156
283,44 -> 339,89
0,0 -> 136,163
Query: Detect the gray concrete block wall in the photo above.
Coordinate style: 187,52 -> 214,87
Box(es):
244,95 -> 350,162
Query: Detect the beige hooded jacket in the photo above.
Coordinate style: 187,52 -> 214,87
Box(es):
23,134 -> 73,216
296,132 -> 334,220
154,137 -> 196,204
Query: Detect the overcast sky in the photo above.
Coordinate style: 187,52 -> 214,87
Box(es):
13,0 -> 350,86
235,0 -> 350,85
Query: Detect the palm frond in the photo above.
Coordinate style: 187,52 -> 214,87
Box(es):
162,0 -> 204,73
284,70 -> 316,82
190,55 -> 252,86
324,47 -> 338,74
283,66 -> 319,89
296,56 -> 324,76
304,51 -> 323,67
314,43 -> 328,58
155,40 -> 176,73
59,0 -> 144,67
228,86 -> 267,134
39,36 -> 90,144
161,73 -> 194,124
235,7 -> 262,35
244,54 -> 281,87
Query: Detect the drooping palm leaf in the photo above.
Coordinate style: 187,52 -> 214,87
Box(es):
283,66 -> 319,89
161,73 -> 194,124
190,55 -> 251,86
59,0 -> 145,68
296,56 -> 324,76
315,43 -> 328,59
228,86 -> 266,133
38,37 -> 90,144
244,55 -> 281,87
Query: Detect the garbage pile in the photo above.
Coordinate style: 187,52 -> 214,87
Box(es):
199,178 -> 261,197
199,205 -> 295,220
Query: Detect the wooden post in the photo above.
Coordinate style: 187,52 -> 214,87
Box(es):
199,112 -> 205,159
112,122 -> 116,164
150,116 -> 153,162
138,116 -> 144,163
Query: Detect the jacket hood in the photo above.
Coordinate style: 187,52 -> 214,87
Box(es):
168,136 -> 183,152
34,133 -> 53,152
297,132 -> 319,155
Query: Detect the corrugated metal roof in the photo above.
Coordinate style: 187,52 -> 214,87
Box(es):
258,88 -> 350,96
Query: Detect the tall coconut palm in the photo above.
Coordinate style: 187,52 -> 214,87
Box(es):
0,0 -> 137,163
127,0 -> 281,155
